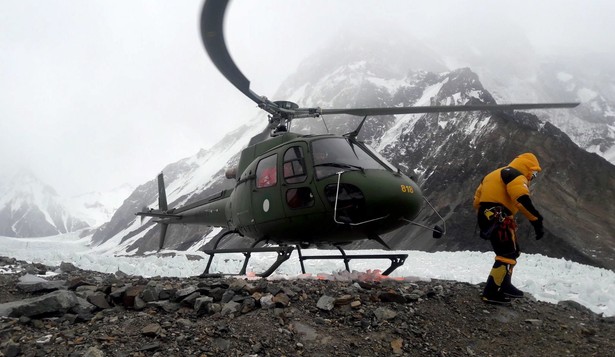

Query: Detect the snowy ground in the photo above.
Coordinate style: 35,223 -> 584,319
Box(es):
0,233 -> 613,317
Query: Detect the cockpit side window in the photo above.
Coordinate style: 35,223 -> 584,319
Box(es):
256,154 -> 277,188
283,146 -> 307,184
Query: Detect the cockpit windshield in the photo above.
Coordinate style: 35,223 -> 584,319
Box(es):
311,137 -> 396,179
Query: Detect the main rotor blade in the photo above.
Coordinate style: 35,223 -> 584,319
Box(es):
319,102 -> 580,117
200,0 -> 580,124
200,0 -> 271,109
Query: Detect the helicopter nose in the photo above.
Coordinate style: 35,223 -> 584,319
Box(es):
323,171 -> 423,223
377,175 -> 423,220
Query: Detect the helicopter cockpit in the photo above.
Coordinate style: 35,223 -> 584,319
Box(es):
311,137 -> 397,179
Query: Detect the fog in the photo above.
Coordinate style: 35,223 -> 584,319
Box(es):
1,0 -> 613,196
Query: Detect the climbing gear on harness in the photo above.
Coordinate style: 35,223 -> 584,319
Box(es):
480,206 -> 504,239
480,206 -> 518,241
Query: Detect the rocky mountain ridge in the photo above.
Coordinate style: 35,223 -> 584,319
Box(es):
90,56 -> 615,271
1,256 -> 614,356
427,28 -> 615,162
0,170 -> 137,238
0,171 -> 89,238
370,69 -> 615,271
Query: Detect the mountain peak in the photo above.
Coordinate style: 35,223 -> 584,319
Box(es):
0,169 -> 89,238
1,169 -> 57,202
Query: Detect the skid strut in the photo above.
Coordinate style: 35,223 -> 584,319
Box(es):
201,246 -> 294,278
296,245 -> 408,276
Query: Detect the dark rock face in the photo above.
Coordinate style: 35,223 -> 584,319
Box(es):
376,82 -> 615,270
1,258 -> 614,356
0,205 -> 59,238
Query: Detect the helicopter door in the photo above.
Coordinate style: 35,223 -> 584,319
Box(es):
281,145 -> 323,217
252,154 -> 285,226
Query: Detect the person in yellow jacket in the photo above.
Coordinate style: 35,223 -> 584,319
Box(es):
473,153 -> 544,304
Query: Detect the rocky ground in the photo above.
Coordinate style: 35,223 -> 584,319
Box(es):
0,256 -> 614,357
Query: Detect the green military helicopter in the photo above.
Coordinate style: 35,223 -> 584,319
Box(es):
137,0 -> 579,277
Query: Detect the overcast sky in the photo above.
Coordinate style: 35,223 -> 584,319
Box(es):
1,0 -> 614,196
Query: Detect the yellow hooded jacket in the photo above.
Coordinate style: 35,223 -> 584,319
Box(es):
473,153 -> 542,221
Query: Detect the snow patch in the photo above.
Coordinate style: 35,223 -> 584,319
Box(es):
348,60 -> 367,71
577,87 -> 598,102
587,142 -> 615,163
416,79 -> 448,106
376,113 -> 422,152
367,77 -> 409,95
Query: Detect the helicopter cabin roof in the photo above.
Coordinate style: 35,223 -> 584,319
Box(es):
235,132 -> 337,178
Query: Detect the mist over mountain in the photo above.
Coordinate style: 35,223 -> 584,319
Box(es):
67,183 -> 136,228
425,22 -> 615,163
0,169 -> 139,238
0,170 -> 89,237
82,32 -> 615,270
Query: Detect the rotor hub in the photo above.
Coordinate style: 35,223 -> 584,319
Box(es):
273,101 -> 299,110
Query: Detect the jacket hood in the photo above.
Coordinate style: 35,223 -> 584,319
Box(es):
508,153 -> 541,179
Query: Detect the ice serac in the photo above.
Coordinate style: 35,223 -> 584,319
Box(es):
94,34 -> 615,270
0,170 -> 89,238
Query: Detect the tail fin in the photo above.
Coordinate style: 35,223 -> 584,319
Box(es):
135,172 -> 175,251
159,223 -> 168,252
157,172 -> 168,211
137,172 -> 177,219
157,173 -> 168,251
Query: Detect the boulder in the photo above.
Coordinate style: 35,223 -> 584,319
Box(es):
0,290 -> 81,318
16,274 -> 65,293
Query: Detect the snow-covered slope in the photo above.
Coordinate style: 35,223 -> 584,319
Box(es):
66,183 -> 135,228
0,170 -> 89,237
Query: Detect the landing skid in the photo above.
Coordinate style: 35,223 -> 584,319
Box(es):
199,230 -> 407,278
296,245 -> 408,276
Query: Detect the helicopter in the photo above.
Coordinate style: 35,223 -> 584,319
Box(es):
137,0 -> 579,277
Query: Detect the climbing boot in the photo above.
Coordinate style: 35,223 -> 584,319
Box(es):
501,281 -> 524,298
481,292 -> 512,305
481,261 -> 512,305
501,264 -> 524,298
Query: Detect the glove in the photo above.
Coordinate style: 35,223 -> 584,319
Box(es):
531,218 -> 544,240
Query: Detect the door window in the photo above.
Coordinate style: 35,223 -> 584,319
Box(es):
256,154 -> 277,188
286,187 -> 314,209
283,146 -> 307,183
